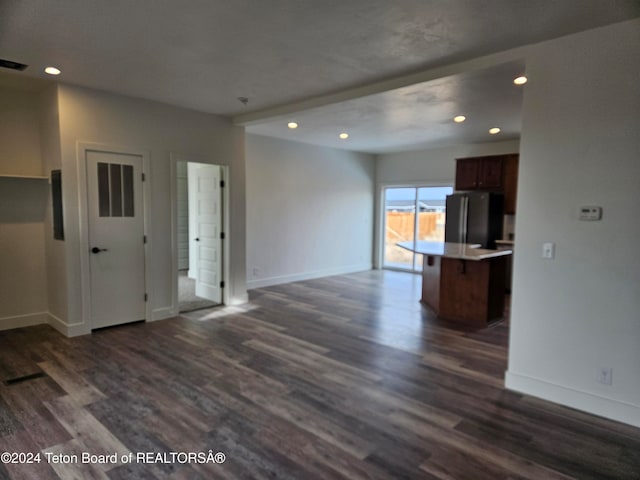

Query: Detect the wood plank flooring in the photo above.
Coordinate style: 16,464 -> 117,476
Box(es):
0,270 -> 638,479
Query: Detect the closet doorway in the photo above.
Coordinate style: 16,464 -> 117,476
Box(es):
176,160 -> 224,313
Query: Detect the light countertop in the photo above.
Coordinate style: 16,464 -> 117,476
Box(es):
495,239 -> 515,246
396,241 -> 512,261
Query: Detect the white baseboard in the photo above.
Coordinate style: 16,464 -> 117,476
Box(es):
227,293 -> 250,306
47,312 -> 88,337
247,263 -> 372,290
0,311 -> 49,331
505,370 -> 640,428
152,306 -> 178,321
0,312 -> 89,337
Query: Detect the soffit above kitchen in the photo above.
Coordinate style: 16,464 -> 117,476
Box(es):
244,59 -> 525,154
1,0 -> 638,152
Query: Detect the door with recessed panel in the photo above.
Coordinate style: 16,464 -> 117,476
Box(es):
86,150 -> 145,329
189,163 -> 222,304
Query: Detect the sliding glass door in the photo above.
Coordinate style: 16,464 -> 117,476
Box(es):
383,186 -> 453,272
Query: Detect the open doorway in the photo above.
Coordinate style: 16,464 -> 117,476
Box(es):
175,160 -> 224,313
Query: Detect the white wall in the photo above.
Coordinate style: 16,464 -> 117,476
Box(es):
40,85 -> 67,326
0,86 -> 49,329
506,19 -> 640,427
246,134 -> 375,288
0,85 -> 43,176
55,84 -> 246,335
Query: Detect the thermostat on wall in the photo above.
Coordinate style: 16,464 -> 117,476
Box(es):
579,206 -> 602,221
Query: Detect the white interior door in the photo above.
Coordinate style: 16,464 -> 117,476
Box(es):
187,164 -> 198,280
176,162 -> 189,270
189,163 -> 222,303
86,150 -> 145,329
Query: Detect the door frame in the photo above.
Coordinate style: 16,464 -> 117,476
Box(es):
169,153 -> 230,314
77,142 -> 151,330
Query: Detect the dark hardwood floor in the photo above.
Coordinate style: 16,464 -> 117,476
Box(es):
0,270 -> 638,479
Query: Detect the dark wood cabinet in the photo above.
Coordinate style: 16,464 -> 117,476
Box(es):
415,246 -> 511,327
454,153 -> 519,213
478,156 -> 503,188
421,255 -> 441,313
438,256 -> 507,326
502,154 -> 519,214
455,155 -> 503,191
454,158 -> 479,190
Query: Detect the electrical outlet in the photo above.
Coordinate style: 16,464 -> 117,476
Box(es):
598,367 -> 613,386
542,242 -> 555,259
252,267 -> 261,277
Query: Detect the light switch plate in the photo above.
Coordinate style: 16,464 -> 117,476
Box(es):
542,242 -> 555,259
579,206 -> 603,221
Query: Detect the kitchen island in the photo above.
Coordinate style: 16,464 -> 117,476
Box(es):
397,241 -> 512,327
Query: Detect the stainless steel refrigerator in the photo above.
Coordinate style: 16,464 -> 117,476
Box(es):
444,192 -> 503,249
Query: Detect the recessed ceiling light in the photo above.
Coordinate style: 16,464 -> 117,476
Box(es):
513,75 -> 528,85
44,66 -> 61,75
489,127 -> 501,135
453,115 -> 466,123
287,122 -> 298,129
339,133 -> 349,139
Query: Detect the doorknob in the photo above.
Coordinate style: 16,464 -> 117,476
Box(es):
91,247 -> 108,254
195,238 -> 200,242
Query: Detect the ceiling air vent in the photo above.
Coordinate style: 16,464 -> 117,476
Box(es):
0,58 -> 28,71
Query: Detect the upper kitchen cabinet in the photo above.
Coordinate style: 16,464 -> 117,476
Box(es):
478,156 -> 503,189
455,155 -> 503,190
454,158 -> 479,190
454,154 -> 519,213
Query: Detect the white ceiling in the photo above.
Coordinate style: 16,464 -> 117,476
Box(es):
246,60 -> 526,153
1,0 -> 638,153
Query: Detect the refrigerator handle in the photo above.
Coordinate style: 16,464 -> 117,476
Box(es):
460,196 -> 468,244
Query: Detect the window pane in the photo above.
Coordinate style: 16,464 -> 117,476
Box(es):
97,162 -> 110,217
382,185 -> 454,273
122,165 -> 134,217
417,186 -> 452,242
414,186 -> 453,271
110,163 -> 122,217
384,187 -> 416,270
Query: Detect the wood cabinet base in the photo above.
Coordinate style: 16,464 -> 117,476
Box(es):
421,255 -> 441,313
421,255 -> 507,327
